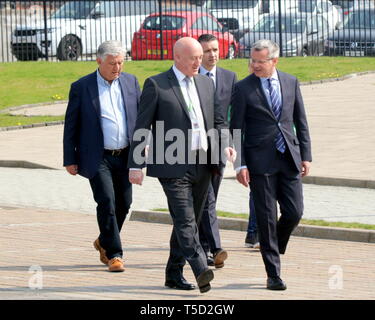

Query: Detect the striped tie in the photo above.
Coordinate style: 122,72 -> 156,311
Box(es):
268,78 -> 286,153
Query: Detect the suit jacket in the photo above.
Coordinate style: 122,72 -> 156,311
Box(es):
127,67 -> 228,178
63,71 -> 141,179
215,66 -> 237,121
230,70 -> 312,174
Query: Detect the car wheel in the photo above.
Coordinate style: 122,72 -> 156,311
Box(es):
57,35 -> 82,61
226,44 -> 235,60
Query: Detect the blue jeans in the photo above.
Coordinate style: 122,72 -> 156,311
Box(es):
247,190 -> 257,235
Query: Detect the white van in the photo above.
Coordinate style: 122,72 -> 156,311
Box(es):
268,0 -> 342,30
11,0 -> 158,61
204,0 -> 266,40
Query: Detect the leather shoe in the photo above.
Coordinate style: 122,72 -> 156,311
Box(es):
165,277 -> 195,290
207,255 -> 215,267
93,238 -> 109,265
197,269 -> 214,293
213,249 -> 228,268
267,277 -> 287,290
108,257 -> 125,272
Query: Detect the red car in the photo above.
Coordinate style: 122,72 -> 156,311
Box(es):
131,10 -> 238,60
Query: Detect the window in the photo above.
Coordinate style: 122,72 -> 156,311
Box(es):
143,15 -> 186,30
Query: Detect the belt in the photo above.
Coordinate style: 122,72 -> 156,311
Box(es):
104,148 -> 127,156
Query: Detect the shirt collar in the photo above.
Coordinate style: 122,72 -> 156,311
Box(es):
97,69 -> 119,86
260,70 -> 279,83
172,65 -> 189,83
200,65 -> 216,77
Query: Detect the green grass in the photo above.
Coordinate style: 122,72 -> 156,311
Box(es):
1,57 -> 375,127
152,208 -> 375,230
0,114 -> 64,127
2,57 -> 375,111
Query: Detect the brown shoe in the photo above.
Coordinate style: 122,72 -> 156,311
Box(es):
93,238 -> 109,265
108,257 -> 125,272
213,249 -> 228,269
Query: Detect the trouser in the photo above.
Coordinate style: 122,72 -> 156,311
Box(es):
250,149 -> 303,277
159,162 -> 212,280
199,172 -> 223,255
89,148 -> 132,260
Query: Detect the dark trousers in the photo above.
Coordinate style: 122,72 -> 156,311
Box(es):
159,163 -> 212,280
250,149 -> 303,278
247,191 -> 257,235
89,148 -> 132,260
199,172 -> 223,255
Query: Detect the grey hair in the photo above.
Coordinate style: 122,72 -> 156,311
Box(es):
251,39 -> 280,59
97,40 -> 126,60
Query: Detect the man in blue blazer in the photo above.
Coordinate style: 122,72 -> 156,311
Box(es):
63,40 -> 141,272
231,40 -> 312,290
197,34 -> 237,269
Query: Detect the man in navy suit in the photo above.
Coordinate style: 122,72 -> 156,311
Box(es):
197,34 -> 237,269
231,40 -> 312,290
63,40 -> 141,272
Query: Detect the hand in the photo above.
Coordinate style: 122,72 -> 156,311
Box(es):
301,161 -> 311,177
129,169 -> 144,185
236,168 -> 250,187
65,164 -> 78,176
224,147 -> 237,163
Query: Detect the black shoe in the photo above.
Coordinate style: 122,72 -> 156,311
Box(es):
197,269 -> 214,293
245,233 -> 260,249
267,277 -> 287,290
213,249 -> 228,268
165,277 -> 196,290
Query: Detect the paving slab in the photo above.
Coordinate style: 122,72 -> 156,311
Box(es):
0,206 -> 374,300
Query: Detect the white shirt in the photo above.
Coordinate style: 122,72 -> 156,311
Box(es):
97,70 -> 127,150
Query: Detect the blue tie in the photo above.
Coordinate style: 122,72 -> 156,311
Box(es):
268,78 -> 286,153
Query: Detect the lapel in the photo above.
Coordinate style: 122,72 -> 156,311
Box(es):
276,70 -> 288,120
215,67 -> 222,94
167,68 -> 191,120
87,71 -> 101,120
252,75 -> 276,120
193,75 -> 208,128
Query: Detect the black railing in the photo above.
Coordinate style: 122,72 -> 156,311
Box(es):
0,0 -> 374,62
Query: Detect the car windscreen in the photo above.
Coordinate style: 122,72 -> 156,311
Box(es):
51,1 -> 97,19
253,15 -> 307,33
209,0 -> 259,9
330,1 -> 354,9
299,0 -> 317,12
143,15 -> 186,30
343,10 -> 375,28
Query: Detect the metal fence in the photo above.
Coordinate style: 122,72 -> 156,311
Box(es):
1,0 -> 374,62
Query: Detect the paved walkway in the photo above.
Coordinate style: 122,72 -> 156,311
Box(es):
1,206 -> 374,300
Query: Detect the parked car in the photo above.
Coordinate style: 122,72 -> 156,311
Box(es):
324,9 -> 375,56
238,13 -> 330,57
131,10 -> 238,60
10,0 -> 158,61
297,0 -> 342,30
330,0 -> 375,15
204,0 -> 266,40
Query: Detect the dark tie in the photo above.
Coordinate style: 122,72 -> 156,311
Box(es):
268,78 -> 286,153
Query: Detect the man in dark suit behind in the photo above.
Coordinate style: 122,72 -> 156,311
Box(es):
63,40 -> 141,272
230,39 -> 312,290
128,37 -> 235,293
197,34 -> 237,269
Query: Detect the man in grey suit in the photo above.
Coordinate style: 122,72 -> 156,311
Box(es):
230,40 -> 312,290
128,37 -> 235,293
197,34 -> 237,269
